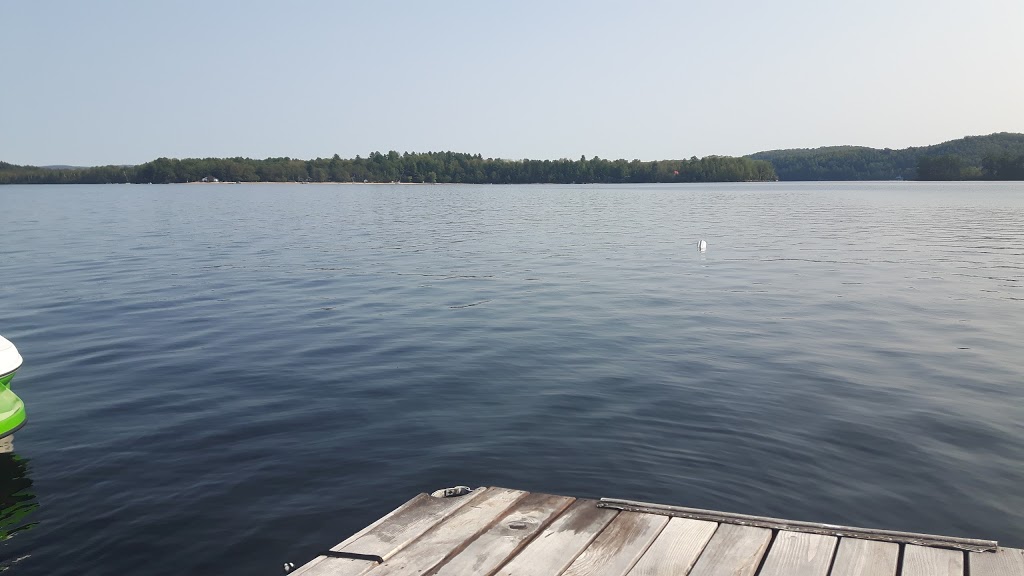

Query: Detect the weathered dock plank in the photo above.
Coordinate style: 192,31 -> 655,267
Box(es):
970,547 -> 1024,576
560,511 -> 669,576
293,490 -> 492,576
687,523 -> 772,576
626,517 -> 718,576
366,487 -> 527,576
902,544 -> 963,576
495,498 -> 619,576
828,538 -> 898,576
758,531 -> 837,576
432,492 -> 574,576
330,488 -> 488,559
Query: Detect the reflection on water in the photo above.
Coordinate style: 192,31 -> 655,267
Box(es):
0,444 -> 37,571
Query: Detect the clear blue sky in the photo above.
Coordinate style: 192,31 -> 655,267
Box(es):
2,0 -> 1022,166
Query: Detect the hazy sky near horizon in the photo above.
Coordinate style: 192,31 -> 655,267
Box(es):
2,0 -> 1022,166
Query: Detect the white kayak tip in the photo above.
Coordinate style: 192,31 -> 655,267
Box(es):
697,239 -> 707,252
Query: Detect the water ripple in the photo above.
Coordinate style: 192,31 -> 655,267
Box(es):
0,182 -> 1023,575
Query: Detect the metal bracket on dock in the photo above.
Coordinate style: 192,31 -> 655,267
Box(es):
597,498 -> 999,553
430,486 -> 475,498
320,551 -> 384,563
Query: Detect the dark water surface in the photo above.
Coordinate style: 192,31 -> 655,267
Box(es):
1,182 -> 1022,575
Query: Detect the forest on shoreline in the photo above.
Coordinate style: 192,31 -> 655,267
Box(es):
4,133 -> 1024,185
0,153 -> 776,185
748,132 -> 1024,181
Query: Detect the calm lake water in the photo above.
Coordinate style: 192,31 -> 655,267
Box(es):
1,182 -> 1023,575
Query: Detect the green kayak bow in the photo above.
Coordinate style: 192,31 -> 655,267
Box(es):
0,336 -> 25,439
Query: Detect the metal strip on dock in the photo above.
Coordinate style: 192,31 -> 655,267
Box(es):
598,497 -> 999,553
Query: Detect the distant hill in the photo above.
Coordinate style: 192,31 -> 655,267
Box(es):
748,133 -> 1024,180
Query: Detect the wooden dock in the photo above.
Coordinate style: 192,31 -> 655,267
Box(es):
293,487 -> 1024,576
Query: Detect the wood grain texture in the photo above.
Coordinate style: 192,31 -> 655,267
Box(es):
829,538 -> 898,576
495,499 -> 619,576
902,544 -> 963,576
757,531 -> 836,576
626,517 -> 718,576
432,493 -> 574,576
289,556 -> 376,576
561,511 -> 669,576
366,488 -> 527,576
331,488 -> 488,559
970,547 -> 1024,576
598,500 -> 996,552
687,523 -> 772,576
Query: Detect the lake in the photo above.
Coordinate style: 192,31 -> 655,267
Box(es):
1,182 -> 1022,575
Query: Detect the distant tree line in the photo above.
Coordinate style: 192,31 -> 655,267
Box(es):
7,133 -> 1023,184
0,153 -> 777,185
748,132 -> 1024,181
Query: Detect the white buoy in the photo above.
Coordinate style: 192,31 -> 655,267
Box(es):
697,239 -> 707,252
